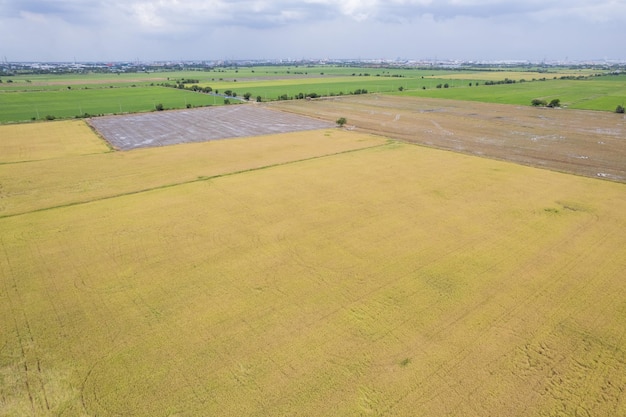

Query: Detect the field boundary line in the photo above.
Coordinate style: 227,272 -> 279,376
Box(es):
0,150 -> 115,166
0,141 -> 393,219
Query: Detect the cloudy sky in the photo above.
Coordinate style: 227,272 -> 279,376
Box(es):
1,0 -> 624,62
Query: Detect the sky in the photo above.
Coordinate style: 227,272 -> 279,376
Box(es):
1,0 -> 625,62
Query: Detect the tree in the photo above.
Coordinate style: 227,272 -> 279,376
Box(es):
256,96 -> 262,103
155,103 -> 164,111
243,92 -> 252,101
398,86 -> 404,91
531,98 -> 548,106
616,105 -> 625,114
336,117 -> 347,127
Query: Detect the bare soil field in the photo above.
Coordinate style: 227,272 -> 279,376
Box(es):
88,104 -> 334,150
268,95 -> 626,182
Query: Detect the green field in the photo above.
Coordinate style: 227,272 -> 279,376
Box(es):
398,74 -> 626,111
0,87 -> 223,123
2,65 -> 624,123
1,121 -> 626,416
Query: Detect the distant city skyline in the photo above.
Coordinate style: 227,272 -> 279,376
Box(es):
1,0 -> 625,63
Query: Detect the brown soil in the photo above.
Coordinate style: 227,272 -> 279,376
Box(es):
267,95 -> 626,182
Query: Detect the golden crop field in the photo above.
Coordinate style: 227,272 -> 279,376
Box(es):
0,122 -> 387,217
0,120 -> 110,163
1,122 -> 626,416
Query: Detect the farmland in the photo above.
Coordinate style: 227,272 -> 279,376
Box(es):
1,65 -> 625,123
0,87 -> 220,123
270,95 -> 626,182
2,96 -> 626,415
401,74 -> 626,111
2,63 -> 626,416
87,105 -> 334,150
0,119 -> 376,217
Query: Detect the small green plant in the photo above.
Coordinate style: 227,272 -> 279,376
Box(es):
616,105 -> 625,114
531,99 -> 547,107
400,358 -> 411,367
155,103 -> 164,111
336,117 -> 347,128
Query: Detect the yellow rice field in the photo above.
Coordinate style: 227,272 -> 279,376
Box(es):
1,123 -> 626,416
0,123 -> 387,217
0,120 -> 110,163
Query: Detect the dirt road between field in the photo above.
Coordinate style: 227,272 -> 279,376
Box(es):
267,95 -> 626,182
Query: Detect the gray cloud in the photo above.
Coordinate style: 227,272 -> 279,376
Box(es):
0,0 -> 624,61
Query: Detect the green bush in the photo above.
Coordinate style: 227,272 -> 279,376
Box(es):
548,99 -> 561,108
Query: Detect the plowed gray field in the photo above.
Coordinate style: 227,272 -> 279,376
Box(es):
88,104 -> 334,150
